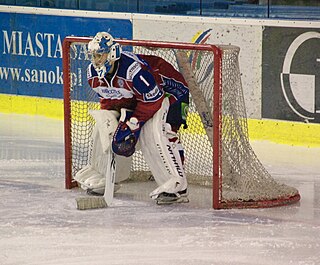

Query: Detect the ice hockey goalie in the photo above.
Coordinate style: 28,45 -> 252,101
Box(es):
74,32 -> 190,204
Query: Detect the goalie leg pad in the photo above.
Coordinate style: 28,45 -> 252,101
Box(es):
75,166 -> 104,189
139,98 -> 188,199
74,109 -> 122,194
74,135 -> 113,195
89,109 -> 120,153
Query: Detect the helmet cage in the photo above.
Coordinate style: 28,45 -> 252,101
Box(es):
88,32 -> 122,74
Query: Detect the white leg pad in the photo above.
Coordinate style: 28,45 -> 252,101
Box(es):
139,98 -> 188,198
74,125 -> 112,193
74,109 -> 130,194
89,109 -> 119,153
149,178 -> 187,200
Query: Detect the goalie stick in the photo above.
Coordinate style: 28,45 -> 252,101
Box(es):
76,152 -> 116,210
75,109 -> 119,210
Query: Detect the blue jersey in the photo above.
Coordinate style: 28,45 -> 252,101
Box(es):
87,51 -> 189,123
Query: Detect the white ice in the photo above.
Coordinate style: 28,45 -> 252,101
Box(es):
0,113 -> 319,265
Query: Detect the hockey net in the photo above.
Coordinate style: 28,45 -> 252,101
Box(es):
63,37 -> 300,209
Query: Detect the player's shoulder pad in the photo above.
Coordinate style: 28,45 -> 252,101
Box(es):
117,51 -> 144,80
87,63 -> 98,79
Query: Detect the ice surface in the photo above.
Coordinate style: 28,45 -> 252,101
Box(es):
0,113 -> 319,265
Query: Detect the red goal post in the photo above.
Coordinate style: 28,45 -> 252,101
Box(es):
62,36 -> 300,209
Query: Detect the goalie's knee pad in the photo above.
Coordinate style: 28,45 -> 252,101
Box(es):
139,97 -> 188,196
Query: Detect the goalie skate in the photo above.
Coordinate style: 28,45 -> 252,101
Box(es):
154,189 -> 189,205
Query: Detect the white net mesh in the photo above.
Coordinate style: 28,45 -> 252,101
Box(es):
64,39 -> 300,208
218,46 -> 298,205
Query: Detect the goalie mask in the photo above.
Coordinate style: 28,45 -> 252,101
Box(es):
88,32 -> 122,77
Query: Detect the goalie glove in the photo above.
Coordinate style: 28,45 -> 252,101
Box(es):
112,109 -> 144,157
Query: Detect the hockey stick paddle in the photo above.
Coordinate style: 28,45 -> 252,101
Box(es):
76,151 -> 116,210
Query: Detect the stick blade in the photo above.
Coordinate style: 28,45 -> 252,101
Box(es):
76,197 -> 108,210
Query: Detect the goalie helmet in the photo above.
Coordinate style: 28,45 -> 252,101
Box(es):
88,32 -> 122,76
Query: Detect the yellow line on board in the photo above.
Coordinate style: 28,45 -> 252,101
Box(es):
1,94 -> 320,147
0,94 -> 64,120
248,119 -> 320,148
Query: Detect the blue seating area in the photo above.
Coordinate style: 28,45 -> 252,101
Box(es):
200,4 -> 268,18
227,4 -> 320,20
269,5 -> 320,20
0,0 -> 319,20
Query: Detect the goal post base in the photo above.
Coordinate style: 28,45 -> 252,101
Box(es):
218,194 -> 301,209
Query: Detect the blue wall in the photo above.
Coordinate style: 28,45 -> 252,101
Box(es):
0,12 -> 132,98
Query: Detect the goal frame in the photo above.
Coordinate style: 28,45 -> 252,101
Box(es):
62,36 -> 222,208
62,36 -> 300,209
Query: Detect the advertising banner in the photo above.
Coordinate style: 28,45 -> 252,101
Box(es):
262,27 -> 320,123
0,12 -> 132,98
